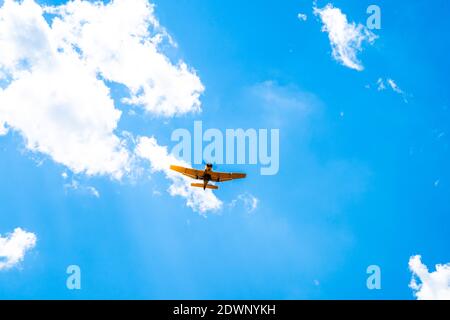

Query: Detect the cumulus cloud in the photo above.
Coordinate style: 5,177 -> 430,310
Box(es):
409,255 -> 450,300
135,136 -> 222,214
314,3 -> 377,71
0,0 -> 204,179
0,228 -> 37,270
46,0 -> 204,116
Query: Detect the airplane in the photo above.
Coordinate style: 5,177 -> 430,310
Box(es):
169,163 -> 246,190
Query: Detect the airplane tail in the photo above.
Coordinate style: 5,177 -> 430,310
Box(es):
191,183 -> 218,190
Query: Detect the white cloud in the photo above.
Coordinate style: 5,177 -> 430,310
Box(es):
314,4 -> 377,71
297,13 -> 308,21
375,77 -> 408,102
0,51 -> 130,179
87,186 -> 100,198
230,192 -> 259,213
0,0 -> 204,179
135,136 -> 222,214
0,120 -> 8,135
376,78 -> 386,91
46,0 -> 204,117
0,228 -> 37,270
152,189 -> 162,196
387,78 -> 404,95
409,255 -> 450,300
64,178 -> 100,198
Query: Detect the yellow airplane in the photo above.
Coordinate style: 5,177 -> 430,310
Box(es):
170,163 -> 246,190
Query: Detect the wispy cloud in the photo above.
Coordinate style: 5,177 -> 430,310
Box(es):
409,255 -> 450,300
135,136 -> 222,214
387,79 -> 405,95
313,3 -> 377,71
249,81 -> 320,125
297,13 -> 308,22
376,78 -> 386,91
0,228 -> 37,271
64,179 -> 101,198
375,77 -> 409,102
230,192 -> 259,213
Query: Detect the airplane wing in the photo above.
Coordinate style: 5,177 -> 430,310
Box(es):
209,171 -> 246,182
170,165 -> 204,180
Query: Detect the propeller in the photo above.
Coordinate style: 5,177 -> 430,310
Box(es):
202,159 -> 217,170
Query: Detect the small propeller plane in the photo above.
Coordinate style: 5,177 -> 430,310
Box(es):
170,163 -> 246,190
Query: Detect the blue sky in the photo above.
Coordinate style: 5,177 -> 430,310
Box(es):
0,0 -> 449,299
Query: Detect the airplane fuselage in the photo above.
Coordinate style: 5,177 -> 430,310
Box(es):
202,164 -> 213,189
169,163 -> 245,191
